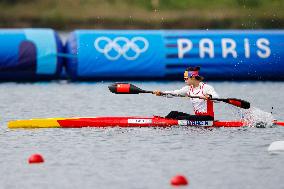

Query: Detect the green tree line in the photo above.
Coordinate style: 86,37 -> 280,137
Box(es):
0,0 -> 283,29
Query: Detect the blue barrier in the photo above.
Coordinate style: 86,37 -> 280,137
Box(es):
65,30 -> 284,80
0,28 -> 63,80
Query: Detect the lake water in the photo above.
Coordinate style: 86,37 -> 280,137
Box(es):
0,81 -> 284,189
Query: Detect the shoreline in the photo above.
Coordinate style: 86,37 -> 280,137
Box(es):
1,16 -> 283,30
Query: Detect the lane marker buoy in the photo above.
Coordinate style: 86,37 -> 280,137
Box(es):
28,154 -> 44,164
170,174 -> 188,186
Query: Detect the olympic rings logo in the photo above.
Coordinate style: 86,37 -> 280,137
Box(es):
94,36 -> 149,60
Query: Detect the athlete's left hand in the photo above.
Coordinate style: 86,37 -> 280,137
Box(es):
204,94 -> 212,99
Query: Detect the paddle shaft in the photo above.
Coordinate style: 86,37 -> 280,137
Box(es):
158,92 -> 249,109
137,89 -> 224,101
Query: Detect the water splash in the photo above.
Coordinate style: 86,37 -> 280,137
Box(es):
237,107 -> 275,128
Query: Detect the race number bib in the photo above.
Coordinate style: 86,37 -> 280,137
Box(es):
178,120 -> 213,127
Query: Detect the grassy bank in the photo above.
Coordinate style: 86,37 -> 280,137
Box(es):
0,0 -> 283,29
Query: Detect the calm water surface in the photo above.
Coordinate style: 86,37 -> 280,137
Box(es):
0,81 -> 284,189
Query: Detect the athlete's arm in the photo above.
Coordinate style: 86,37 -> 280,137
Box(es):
164,86 -> 189,96
204,85 -> 219,99
154,86 -> 189,96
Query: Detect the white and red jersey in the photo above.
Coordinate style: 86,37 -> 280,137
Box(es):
164,82 -> 219,116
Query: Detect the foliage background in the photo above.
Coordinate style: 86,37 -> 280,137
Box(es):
0,0 -> 283,29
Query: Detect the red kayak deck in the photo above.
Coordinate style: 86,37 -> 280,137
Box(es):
58,116 -> 248,128
8,116 -> 284,129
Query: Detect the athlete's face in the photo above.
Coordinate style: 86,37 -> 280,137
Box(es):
184,77 -> 197,86
184,77 -> 192,85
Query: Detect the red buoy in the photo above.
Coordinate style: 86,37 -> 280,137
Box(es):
171,175 -> 188,186
28,154 -> 44,164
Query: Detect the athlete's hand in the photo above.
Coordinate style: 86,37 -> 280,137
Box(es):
204,94 -> 212,99
153,90 -> 163,96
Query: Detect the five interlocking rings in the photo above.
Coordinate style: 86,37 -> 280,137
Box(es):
94,36 -> 149,60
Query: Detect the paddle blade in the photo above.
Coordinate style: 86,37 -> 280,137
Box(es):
273,121 -> 284,127
226,98 -> 250,109
108,83 -> 146,94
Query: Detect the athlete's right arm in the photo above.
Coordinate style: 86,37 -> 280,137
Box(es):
153,86 -> 189,96
164,86 -> 189,95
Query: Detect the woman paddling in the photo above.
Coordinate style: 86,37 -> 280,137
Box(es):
153,66 -> 219,121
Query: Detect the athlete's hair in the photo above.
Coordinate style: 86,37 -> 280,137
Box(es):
187,66 -> 200,72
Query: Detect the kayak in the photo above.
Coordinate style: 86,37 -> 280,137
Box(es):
9,83 -> 282,129
8,116 -> 284,129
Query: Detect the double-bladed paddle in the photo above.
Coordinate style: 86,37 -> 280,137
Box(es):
108,83 -> 250,109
